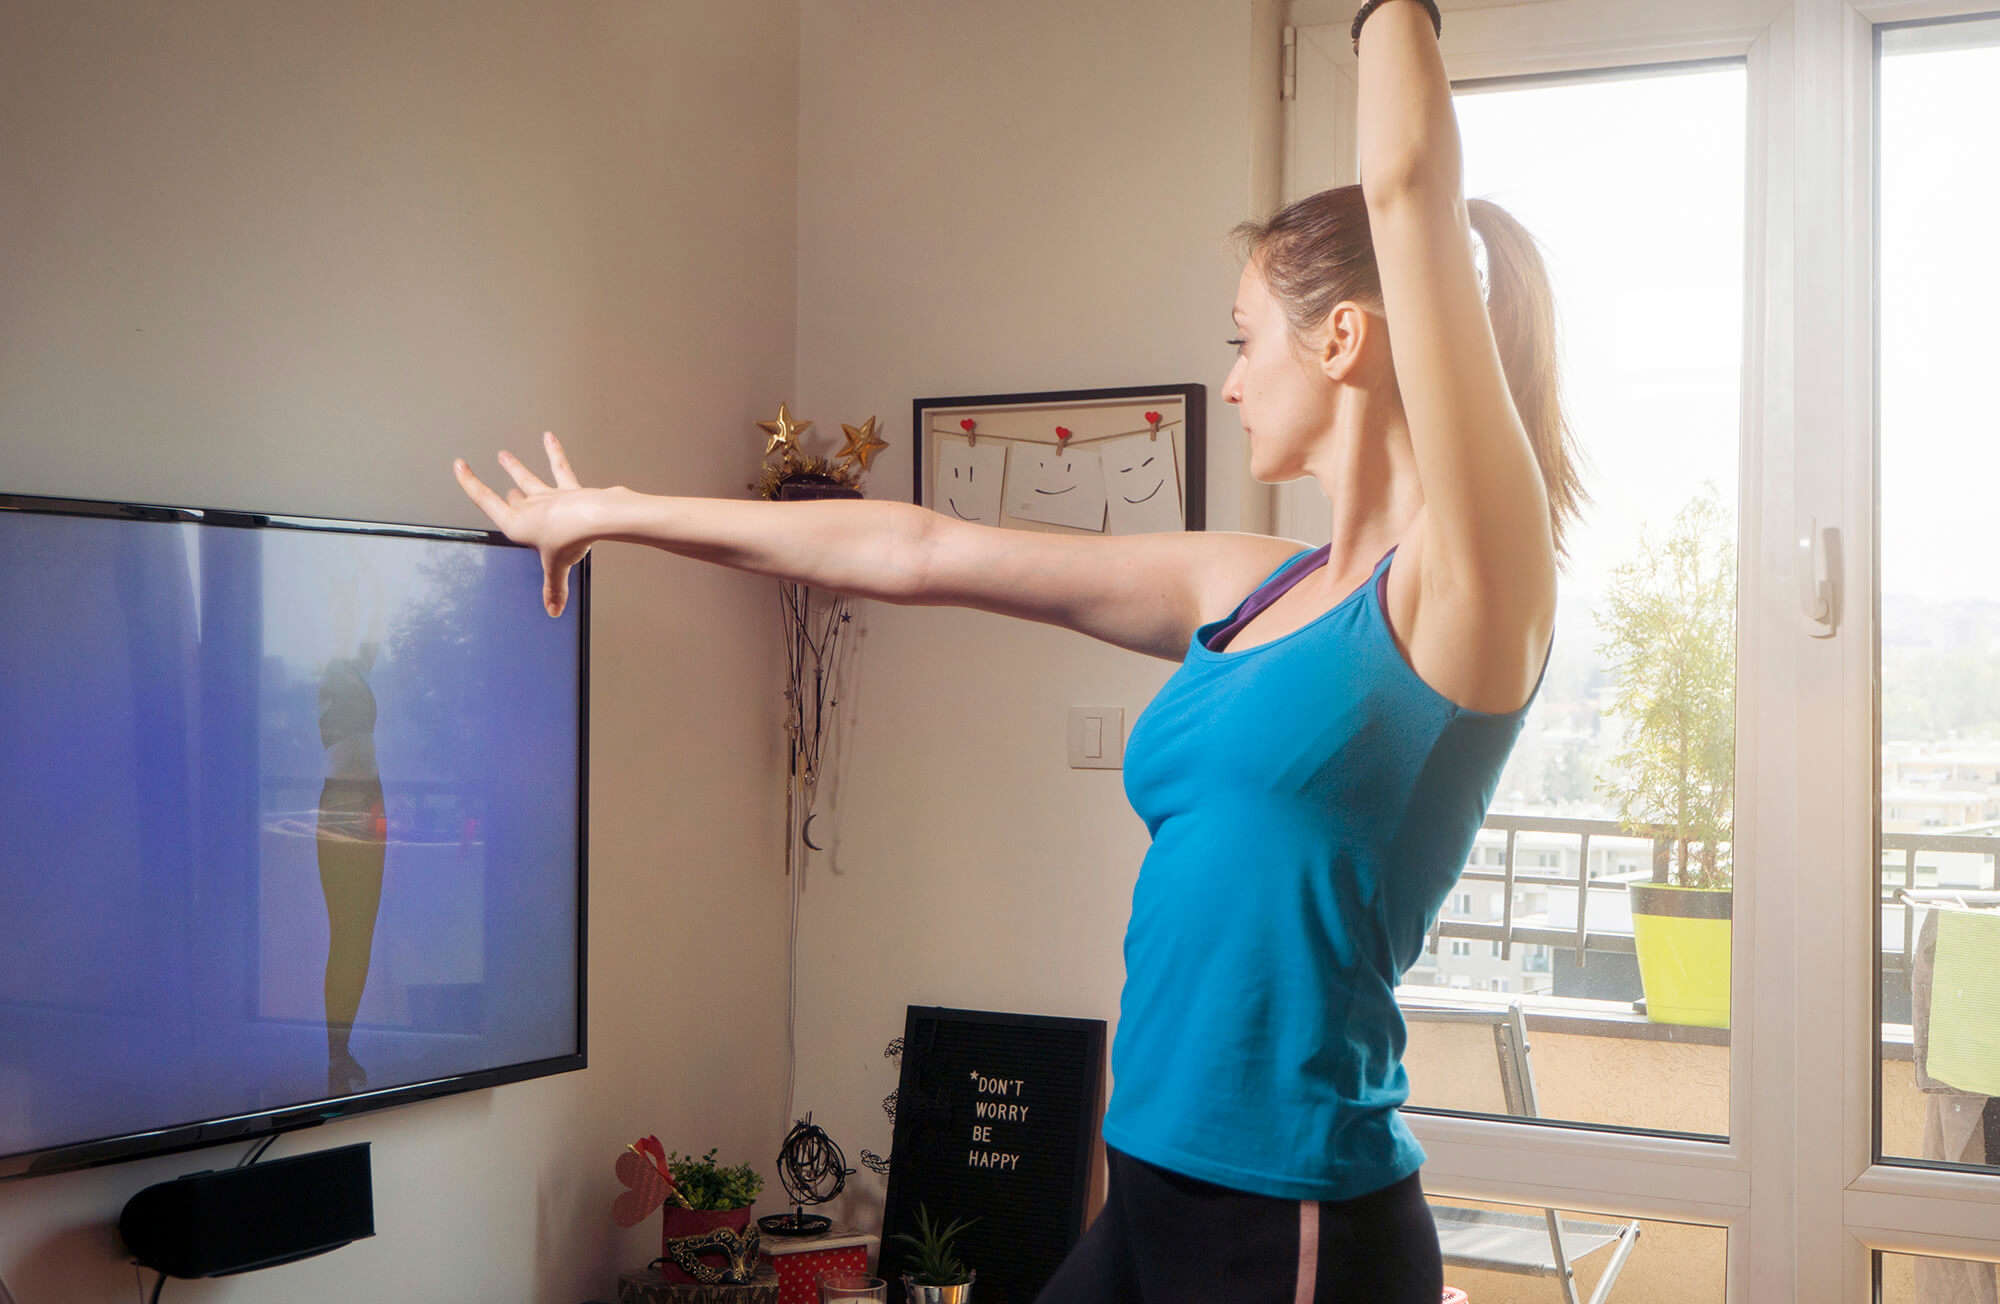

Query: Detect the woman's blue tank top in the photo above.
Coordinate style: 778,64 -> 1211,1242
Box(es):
1102,543 -> 1550,1201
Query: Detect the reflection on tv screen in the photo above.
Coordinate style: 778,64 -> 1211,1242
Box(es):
0,507 -> 582,1166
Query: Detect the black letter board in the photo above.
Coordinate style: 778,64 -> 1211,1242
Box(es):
879,1006 -> 1106,1304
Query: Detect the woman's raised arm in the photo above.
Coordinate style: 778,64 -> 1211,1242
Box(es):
1355,2 -> 1556,626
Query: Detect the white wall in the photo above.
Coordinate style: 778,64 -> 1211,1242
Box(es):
0,1 -> 1281,1295
788,0 -> 1272,1234
0,3 -> 799,1302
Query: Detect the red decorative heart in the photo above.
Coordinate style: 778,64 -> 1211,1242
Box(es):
1055,426 -> 1072,441
611,1149 -> 670,1227
1144,411 -> 1162,425
959,418 -> 976,432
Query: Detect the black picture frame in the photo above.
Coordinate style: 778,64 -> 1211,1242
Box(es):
879,1006 -> 1107,1304
912,384 -> 1206,533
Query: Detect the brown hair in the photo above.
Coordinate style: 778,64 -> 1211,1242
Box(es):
1232,185 -> 1588,564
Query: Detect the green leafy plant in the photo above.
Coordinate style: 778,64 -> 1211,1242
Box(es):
1593,481 -> 1737,889
890,1203 -> 980,1286
664,1147 -> 764,1211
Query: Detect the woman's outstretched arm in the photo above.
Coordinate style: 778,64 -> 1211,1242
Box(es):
454,432 -> 1303,660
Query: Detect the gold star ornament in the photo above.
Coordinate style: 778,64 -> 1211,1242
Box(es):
757,403 -> 812,458
835,416 -> 889,474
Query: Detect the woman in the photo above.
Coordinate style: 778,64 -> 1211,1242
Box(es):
316,579 -> 388,1098
455,2 -> 1581,1297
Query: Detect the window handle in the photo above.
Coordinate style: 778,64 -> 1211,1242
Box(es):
1799,518 -> 1839,638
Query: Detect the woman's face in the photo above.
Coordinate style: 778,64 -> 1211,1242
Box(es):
1221,259 -> 1337,484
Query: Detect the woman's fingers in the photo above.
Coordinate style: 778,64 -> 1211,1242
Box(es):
456,449 -> 586,617
544,431 -> 582,490
497,448 -> 553,496
453,459 -> 512,527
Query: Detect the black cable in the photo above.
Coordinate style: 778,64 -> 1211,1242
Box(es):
149,1270 -> 166,1304
236,1133 -> 277,1168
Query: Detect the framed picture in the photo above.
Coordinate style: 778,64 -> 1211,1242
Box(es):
912,384 -> 1205,534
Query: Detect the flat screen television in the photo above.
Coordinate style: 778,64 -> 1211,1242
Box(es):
0,491 -> 588,1180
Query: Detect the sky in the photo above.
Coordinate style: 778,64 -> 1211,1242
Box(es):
1453,65 -> 1745,612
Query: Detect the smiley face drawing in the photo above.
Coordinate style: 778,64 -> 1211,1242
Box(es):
1101,431 -> 1183,534
931,435 -> 1007,524
1004,442 -> 1107,531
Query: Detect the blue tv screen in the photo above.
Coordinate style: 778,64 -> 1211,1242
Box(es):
0,493 -> 587,1179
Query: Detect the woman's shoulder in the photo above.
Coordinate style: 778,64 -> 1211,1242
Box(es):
1190,531 -> 1323,622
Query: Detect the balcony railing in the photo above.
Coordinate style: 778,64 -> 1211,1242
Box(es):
1425,813 -> 1662,967
1879,829 -> 2000,974
1429,814 -> 2000,983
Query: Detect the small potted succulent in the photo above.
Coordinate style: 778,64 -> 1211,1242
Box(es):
610,1136 -> 765,1285
890,1203 -> 979,1304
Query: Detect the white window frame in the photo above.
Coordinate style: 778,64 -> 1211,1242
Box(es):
1281,1 -> 2000,1297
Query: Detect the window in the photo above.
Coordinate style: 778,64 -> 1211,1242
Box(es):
1378,56 -> 1744,1141
1276,7 -> 2000,1291
1875,14 -> 2000,1183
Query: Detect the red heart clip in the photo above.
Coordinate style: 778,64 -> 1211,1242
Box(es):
1054,426 -> 1072,450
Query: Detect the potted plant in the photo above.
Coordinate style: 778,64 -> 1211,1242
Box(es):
1594,481 -> 1735,1028
890,1203 -> 980,1304
610,1136 -> 765,1284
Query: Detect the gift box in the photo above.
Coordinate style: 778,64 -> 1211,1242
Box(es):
758,1227 -> 879,1304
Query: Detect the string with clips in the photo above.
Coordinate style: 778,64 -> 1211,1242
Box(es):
942,408 -> 1183,451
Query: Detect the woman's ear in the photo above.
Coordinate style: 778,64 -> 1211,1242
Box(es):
1316,301 -> 1386,384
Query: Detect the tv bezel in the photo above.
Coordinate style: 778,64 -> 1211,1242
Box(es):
0,490 -> 590,1181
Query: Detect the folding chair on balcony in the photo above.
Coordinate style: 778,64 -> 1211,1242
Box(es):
1398,999 -> 1644,1304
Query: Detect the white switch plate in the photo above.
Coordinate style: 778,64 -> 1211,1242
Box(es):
1067,706 -> 1124,769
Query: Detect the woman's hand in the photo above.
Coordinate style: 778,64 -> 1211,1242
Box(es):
453,431 -> 604,618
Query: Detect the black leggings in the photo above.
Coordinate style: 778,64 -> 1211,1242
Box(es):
1033,1147 -> 1443,1304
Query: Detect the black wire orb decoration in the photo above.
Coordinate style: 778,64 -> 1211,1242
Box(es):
757,1113 -> 854,1238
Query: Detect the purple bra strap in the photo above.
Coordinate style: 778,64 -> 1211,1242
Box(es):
1205,546 -> 1332,651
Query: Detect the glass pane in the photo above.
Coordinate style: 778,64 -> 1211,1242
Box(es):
1398,63 -> 1745,1141
1878,1250 -> 2000,1303
1876,14 -> 2000,1174
1426,1192 -> 1724,1303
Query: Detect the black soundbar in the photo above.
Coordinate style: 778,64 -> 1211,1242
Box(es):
119,1143 -> 375,1278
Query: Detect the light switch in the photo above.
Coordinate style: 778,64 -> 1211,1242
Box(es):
1067,706 -> 1124,769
